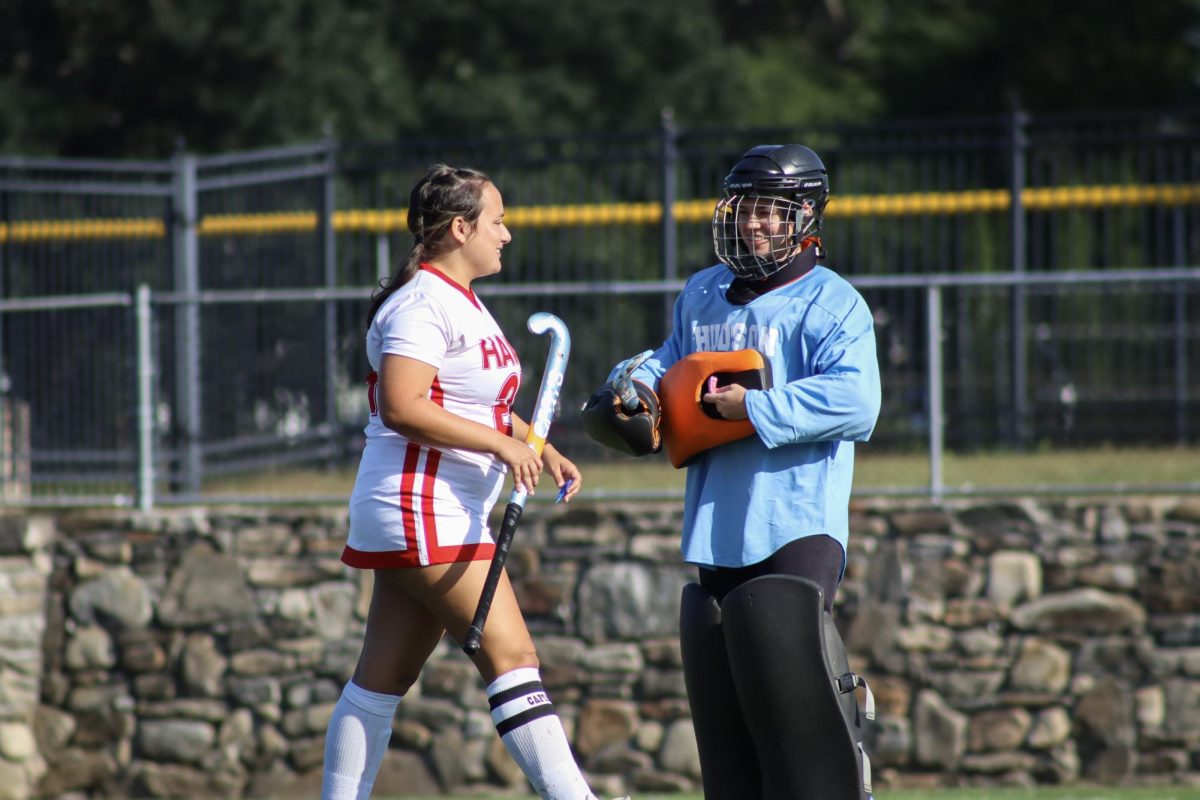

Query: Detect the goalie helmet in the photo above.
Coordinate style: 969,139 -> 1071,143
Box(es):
712,144 -> 830,280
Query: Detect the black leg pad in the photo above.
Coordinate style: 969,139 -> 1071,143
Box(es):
679,582 -> 762,800
721,575 -> 873,800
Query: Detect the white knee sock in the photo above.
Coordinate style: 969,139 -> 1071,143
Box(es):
321,679 -> 403,800
488,667 -> 593,800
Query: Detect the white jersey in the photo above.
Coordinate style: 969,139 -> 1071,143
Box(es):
344,264 -> 522,568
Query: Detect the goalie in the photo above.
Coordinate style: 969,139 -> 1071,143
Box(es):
582,144 -> 882,799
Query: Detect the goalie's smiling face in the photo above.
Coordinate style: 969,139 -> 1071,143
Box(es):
736,196 -> 793,256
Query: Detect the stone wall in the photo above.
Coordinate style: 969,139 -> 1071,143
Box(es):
1,497 -> 1199,799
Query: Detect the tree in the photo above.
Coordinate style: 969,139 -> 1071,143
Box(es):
1,0 -> 416,156
1,0 -> 1197,157
862,0 -> 1200,116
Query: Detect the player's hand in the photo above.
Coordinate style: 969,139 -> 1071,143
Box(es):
702,383 -> 749,420
542,445 -> 582,503
495,436 -> 543,494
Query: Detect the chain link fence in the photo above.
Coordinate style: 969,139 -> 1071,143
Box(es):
1,109 -> 1198,506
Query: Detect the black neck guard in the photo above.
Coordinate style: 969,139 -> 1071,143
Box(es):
725,244 -> 821,306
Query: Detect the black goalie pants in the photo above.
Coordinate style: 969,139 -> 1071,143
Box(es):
679,537 -> 873,800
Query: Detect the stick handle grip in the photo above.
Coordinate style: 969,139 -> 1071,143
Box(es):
462,497 -> 524,655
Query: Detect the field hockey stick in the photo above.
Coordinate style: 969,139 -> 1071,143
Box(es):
463,312 -> 571,656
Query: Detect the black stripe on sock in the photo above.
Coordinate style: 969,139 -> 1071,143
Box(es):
495,702 -> 557,737
488,680 -> 545,710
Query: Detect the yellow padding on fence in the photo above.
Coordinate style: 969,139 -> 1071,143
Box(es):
1,184 -> 1198,242
1024,183 -> 1200,209
199,211 -> 318,235
0,217 -> 165,242
334,209 -> 408,233
504,202 -> 662,226
828,189 -> 1012,216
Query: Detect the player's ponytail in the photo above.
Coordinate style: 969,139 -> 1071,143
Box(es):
367,164 -> 491,326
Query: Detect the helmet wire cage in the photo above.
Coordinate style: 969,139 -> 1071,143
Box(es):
712,193 -> 819,280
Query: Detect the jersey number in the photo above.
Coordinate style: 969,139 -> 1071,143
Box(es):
369,370 -> 517,431
493,373 -> 519,434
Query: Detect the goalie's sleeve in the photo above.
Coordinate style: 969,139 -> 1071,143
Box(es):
746,299 -> 881,448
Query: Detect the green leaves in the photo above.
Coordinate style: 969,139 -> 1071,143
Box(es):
1,0 -> 1197,157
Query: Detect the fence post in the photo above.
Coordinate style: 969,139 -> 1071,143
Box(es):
660,108 -> 678,336
927,284 -> 945,499
375,233 -> 391,285
1173,205 -> 1189,444
1008,105 -> 1029,449
0,185 -> 8,495
171,152 -> 202,493
135,285 -> 155,511
320,137 -> 339,457
0,189 -> 29,503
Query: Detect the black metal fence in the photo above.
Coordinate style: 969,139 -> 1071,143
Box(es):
0,108 -> 1197,504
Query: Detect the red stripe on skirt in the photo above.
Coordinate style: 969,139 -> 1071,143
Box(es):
399,442 -> 423,559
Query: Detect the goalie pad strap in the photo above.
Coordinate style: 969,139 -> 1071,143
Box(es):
658,349 -> 772,468
837,672 -> 876,721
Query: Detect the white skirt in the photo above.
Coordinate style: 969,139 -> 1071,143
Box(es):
343,437 -> 504,568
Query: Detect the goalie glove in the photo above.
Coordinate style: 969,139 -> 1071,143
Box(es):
580,380 -> 662,457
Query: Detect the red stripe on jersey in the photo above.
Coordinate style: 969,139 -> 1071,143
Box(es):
419,449 -> 442,559
399,442 -> 423,556
342,442 -> 499,570
340,541 -> 495,568
399,437 -> 451,564
420,263 -> 481,310
366,371 -> 379,416
430,377 -> 445,406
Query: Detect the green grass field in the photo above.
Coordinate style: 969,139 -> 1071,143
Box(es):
870,790 -> 1197,800
384,790 -> 1196,800
205,445 -> 1200,499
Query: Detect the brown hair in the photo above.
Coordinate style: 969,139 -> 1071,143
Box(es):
367,163 -> 492,326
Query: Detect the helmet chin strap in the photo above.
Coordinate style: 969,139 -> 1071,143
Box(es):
775,235 -> 823,271
799,235 -> 824,260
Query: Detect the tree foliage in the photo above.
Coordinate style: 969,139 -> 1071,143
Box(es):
1,0 -> 1197,157
865,0 -> 1200,115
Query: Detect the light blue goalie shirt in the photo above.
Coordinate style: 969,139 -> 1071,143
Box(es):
617,263 -> 882,568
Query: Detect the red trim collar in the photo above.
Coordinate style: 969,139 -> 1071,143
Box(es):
420,263 -> 480,310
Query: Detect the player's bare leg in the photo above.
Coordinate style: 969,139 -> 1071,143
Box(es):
322,570 -> 442,800
384,560 -> 598,800
383,560 -> 537,682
